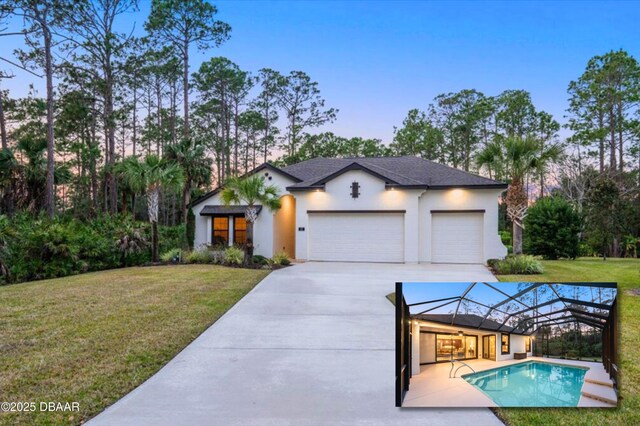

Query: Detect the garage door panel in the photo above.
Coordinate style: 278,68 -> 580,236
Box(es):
431,213 -> 483,264
309,213 -> 404,262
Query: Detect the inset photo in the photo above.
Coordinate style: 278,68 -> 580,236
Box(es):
396,282 -> 618,408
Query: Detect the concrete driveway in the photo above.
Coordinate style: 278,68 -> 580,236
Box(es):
89,262 -> 502,426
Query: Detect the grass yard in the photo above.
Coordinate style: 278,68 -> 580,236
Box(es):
496,257 -> 640,426
0,265 -> 269,426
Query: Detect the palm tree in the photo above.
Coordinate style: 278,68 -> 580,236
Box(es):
165,137 -> 212,222
221,175 -> 282,264
477,136 -> 562,254
119,155 -> 183,262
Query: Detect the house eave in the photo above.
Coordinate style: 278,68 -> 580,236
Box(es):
426,184 -> 508,190
412,316 -> 531,336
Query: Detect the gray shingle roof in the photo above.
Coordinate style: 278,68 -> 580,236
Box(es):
413,313 -> 527,334
280,156 -> 506,190
199,205 -> 262,216
190,156 -> 505,207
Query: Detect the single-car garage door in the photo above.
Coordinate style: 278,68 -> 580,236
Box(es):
431,212 -> 483,263
308,212 -> 404,262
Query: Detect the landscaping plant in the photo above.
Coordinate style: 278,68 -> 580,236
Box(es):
224,246 -> 244,265
524,196 -> 581,259
271,251 -> 291,266
160,248 -> 182,263
117,155 -> 184,262
493,255 -> 544,275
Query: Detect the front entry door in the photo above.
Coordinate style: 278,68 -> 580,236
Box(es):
482,335 -> 496,361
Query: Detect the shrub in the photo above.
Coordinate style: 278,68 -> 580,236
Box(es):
578,242 -> 597,257
186,247 -> 215,264
486,258 -> 500,270
160,248 -> 182,263
16,222 -> 80,281
272,251 -> 291,266
159,224 -> 187,253
224,246 -> 244,265
499,230 -> 512,246
115,220 -> 148,267
524,196 -> 581,260
252,255 -> 269,265
0,213 -> 193,284
493,255 -> 544,275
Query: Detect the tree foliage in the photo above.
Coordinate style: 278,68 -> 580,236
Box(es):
525,196 -> 581,260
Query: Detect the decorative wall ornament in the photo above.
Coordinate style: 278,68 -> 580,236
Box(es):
350,182 -> 360,199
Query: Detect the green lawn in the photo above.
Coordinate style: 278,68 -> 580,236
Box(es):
496,257 -> 640,426
0,265 -> 269,426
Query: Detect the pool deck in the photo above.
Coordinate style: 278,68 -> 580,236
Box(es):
402,356 -> 617,408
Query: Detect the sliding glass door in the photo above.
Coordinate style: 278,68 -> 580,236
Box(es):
435,334 -> 478,362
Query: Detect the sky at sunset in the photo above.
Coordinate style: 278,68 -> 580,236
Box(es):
1,0 -> 639,143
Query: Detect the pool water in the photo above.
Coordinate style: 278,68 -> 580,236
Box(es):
462,361 -> 588,407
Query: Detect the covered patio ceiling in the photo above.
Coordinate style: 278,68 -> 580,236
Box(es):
405,282 -> 617,335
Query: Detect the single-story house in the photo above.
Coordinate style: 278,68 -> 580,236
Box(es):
411,314 -> 533,373
191,156 -> 508,264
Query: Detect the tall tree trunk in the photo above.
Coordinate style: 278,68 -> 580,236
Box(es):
234,101 -> 239,173
152,221 -> 159,262
0,89 -> 13,216
0,89 -> 7,149
598,111 -> 604,174
121,190 -> 128,214
244,208 -> 256,265
513,221 -> 523,255
156,78 -> 162,156
44,27 -> 55,219
148,188 -> 159,262
170,80 -> 177,145
263,105 -> 270,163
609,106 -> 617,172
132,77 -> 137,156
618,103 -> 624,173
506,177 -> 527,255
182,40 -> 189,138
105,63 -> 117,214
182,178 -> 190,222
90,107 -> 99,214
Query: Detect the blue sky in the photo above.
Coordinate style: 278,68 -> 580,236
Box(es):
2,0 -> 639,142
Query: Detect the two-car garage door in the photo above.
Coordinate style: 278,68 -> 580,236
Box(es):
308,212 -> 404,262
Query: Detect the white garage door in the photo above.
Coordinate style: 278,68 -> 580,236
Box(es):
431,212 -> 483,264
308,212 -> 404,262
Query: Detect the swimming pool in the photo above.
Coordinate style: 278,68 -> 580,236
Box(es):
462,361 -> 588,407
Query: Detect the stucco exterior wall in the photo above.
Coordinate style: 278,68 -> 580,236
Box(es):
418,188 -> 507,262
496,333 -> 533,361
191,170 -> 295,258
293,170 -> 425,262
272,195 -> 296,258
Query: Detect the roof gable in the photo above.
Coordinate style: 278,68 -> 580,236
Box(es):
189,163 -> 301,208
